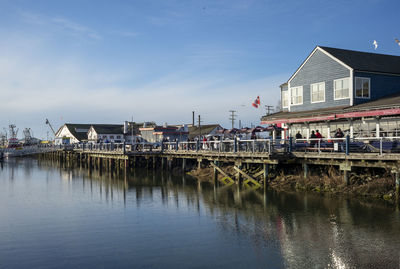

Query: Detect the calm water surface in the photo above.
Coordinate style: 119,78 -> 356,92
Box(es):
0,158 -> 400,269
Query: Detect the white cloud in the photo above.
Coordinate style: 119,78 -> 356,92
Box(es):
0,25 -> 287,138
19,11 -> 101,40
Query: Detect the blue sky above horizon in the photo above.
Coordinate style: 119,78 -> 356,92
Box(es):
1,0 -> 400,139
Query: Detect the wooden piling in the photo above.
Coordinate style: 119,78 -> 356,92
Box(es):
263,163 -> 269,188
303,163 -> 308,179
213,160 -> 219,183
182,158 -> 186,173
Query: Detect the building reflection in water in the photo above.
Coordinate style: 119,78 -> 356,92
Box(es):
2,157 -> 399,268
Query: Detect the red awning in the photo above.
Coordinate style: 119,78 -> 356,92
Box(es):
261,108 -> 400,125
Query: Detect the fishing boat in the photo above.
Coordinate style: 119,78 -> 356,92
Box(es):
2,125 -> 42,158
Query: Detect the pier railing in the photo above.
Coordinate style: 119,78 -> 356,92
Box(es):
293,136 -> 400,155
52,136 -> 400,157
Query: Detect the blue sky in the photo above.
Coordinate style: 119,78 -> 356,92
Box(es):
1,0 -> 399,139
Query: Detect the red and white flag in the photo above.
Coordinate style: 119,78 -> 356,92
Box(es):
252,96 -> 260,108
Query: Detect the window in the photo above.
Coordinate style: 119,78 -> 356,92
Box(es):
117,135 -> 121,139
282,91 -> 289,108
334,78 -> 350,100
355,77 -> 370,98
310,82 -> 325,103
110,136 -> 114,139
290,86 -> 303,105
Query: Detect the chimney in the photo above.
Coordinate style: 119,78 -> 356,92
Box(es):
123,121 -> 128,134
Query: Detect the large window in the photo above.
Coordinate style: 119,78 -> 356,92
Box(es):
310,82 -> 325,103
282,91 -> 289,108
290,86 -> 303,105
355,77 -> 370,98
334,78 -> 350,100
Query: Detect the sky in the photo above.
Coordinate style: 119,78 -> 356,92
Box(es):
1,0 -> 400,139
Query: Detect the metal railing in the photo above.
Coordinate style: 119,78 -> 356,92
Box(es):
162,139 -> 285,154
293,136 -> 400,155
50,136 -> 400,156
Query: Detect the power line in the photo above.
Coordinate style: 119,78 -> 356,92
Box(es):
229,110 -> 237,129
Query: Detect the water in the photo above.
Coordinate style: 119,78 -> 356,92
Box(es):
1,158 -> 400,269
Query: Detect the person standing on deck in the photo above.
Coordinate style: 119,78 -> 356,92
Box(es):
316,130 -> 322,139
310,131 -> 317,147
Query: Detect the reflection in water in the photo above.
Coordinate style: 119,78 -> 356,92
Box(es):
0,158 -> 399,268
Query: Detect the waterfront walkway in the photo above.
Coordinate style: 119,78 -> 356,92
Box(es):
34,137 -> 400,191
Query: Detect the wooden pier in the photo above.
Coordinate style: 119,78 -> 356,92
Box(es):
36,141 -> 400,196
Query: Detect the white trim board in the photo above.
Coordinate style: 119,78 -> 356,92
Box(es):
287,46 -> 353,84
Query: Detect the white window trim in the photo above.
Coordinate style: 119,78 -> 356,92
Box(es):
355,77 -> 371,99
310,82 -> 325,103
334,77 -> 350,100
290,86 -> 303,106
282,90 -> 289,108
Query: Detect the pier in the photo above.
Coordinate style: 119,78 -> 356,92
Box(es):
35,136 -> 400,196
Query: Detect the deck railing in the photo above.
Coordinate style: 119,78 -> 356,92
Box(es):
51,136 -> 400,156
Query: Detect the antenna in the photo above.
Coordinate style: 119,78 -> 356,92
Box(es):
229,110 -> 237,129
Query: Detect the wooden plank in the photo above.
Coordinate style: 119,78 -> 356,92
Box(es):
233,166 -> 256,181
209,162 -> 230,178
253,170 -> 265,178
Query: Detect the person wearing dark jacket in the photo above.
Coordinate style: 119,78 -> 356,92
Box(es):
310,130 -> 317,147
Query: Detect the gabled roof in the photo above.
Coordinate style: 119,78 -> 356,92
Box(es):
56,123 -> 92,141
288,46 -> 400,84
90,124 -> 124,135
188,124 -> 221,139
319,46 -> 400,75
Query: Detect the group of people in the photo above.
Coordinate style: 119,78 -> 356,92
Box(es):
295,128 -> 345,144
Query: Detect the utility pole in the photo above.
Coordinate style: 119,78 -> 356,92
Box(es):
229,110 -> 237,129
131,116 -> 134,145
265,105 -> 274,115
198,115 -> 202,138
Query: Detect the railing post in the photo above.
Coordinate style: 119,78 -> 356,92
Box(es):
268,139 -> 272,154
123,141 -> 126,154
252,140 -> 255,153
196,140 -> 199,152
345,135 -> 350,155
234,136 -> 237,153
161,141 -> 164,153
176,140 -> 179,151
289,137 -> 293,153
318,139 -> 321,154
380,138 -> 383,155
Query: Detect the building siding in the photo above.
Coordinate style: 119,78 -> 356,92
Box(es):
290,49 -> 351,112
354,71 -> 400,105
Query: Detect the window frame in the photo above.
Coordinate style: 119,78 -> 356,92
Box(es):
310,82 -> 325,103
282,90 -> 289,108
333,77 -> 350,100
355,77 -> 371,99
290,86 -> 303,106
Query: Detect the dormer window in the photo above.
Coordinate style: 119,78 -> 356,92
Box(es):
355,77 -> 370,98
282,91 -> 289,108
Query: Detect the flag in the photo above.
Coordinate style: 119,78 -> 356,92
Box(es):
252,96 -> 260,108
